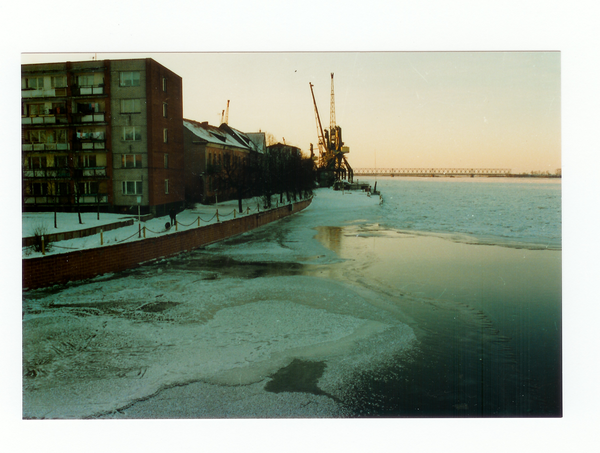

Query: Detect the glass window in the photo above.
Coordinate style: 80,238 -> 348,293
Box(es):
121,154 -> 142,168
80,155 -> 97,167
164,153 -> 169,169
57,182 -> 69,195
26,77 -> 44,89
32,182 -> 48,196
51,76 -> 67,88
163,128 -> 168,143
121,99 -> 141,114
162,77 -> 167,92
162,103 -> 168,118
165,179 -> 169,194
29,156 -> 47,168
55,156 -> 68,168
77,74 -> 95,87
120,71 -> 140,87
123,127 -> 142,141
122,181 -> 143,195
77,182 -> 98,195
27,104 -> 46,116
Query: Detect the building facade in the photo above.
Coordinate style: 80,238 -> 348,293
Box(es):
183,120 -> 265,204
22,58 -> 184,216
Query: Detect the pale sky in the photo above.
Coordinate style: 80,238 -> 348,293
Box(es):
22,51 -> 560,174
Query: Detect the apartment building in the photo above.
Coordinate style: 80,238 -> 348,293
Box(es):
21,58 -> 184,216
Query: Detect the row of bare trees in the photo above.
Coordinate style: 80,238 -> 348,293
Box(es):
207,147 -> 317,213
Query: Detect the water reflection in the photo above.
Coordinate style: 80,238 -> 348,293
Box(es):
314,225 -> 562,416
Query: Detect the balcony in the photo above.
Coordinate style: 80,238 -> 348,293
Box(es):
22,114 -> 69,125
82,167 -> 107,177
22,143 -> 70,152
71,86 -> 105,96
23,167 -> 107,179
24,195 -> 108,205
72,112 -> 106,123
21,87 -> 68,98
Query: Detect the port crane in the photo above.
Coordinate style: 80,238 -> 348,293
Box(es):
309,73 -> 353,185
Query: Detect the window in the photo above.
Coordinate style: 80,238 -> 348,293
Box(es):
120,71 -> 140,87
77,74 -> 95,87
51,76 -> 67,88
51,102 -> 66,115
162,77 -> 167,92
121,154 -> 142,168
32,182 -> 48,196
27,104 -> 46,116
57,182 -> 69,195
25,77 -> 44,89
120,99 -> 142,114
80,155 -> 97,167
164,153 -> 169,169
165,179 -> 169,194
162,103 -> 168,118
28,156 -> 47,169
163,128 -> 168,143
122,181 -> 143,195
123,127 -> 142,141
55,156 -> 68,168
77,182 -> 99,195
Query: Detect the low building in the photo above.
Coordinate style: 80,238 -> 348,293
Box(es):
21,58 -> 185,216
183,120 -> 265,203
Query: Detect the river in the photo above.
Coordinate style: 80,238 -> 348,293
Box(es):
22,177 -> 561,418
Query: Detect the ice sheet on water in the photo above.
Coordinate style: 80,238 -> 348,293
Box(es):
23,268 -> 416,418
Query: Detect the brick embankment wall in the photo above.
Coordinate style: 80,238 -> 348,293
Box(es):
23,199 -> 311,291
22,219 -> 135,247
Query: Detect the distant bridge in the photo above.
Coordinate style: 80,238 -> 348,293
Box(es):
353,168 -> 512,177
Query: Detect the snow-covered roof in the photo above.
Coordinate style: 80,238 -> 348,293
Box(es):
184,119 -> 260,152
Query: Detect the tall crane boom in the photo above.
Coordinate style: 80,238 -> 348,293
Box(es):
330,73 -> 336,132
309,82 -> 327,163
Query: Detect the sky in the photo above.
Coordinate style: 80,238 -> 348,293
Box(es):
21,51 -> 561,174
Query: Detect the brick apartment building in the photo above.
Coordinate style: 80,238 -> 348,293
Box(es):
21,58 -> 185,216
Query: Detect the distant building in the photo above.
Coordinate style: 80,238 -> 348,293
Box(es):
266,142 -> 302,156
21,58 -> 185,216
183,120 -> 265,203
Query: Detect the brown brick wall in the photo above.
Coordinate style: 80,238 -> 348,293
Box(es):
23,198 -> 311,290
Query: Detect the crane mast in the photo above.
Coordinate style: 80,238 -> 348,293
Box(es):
309,74 -> 353,185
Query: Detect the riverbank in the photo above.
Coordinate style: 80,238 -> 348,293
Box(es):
22,197 -> 312,290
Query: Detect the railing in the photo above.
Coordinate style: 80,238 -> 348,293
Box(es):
72,112 -> 106,123
23,167 -> 107,179
24,194 -> 108,205
82,167 -> 107,177
75,141 -> 106,151
22,115 -> 68,125
22,143 -> 70,152
21,88 -> 68,98
71,86 -> 105,96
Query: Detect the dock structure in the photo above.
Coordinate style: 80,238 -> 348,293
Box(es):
353,168 -> 512,177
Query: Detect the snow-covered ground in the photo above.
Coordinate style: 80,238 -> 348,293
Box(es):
22,195 -> 308,258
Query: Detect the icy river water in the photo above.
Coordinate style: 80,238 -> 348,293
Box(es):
22,177 -> 561,418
